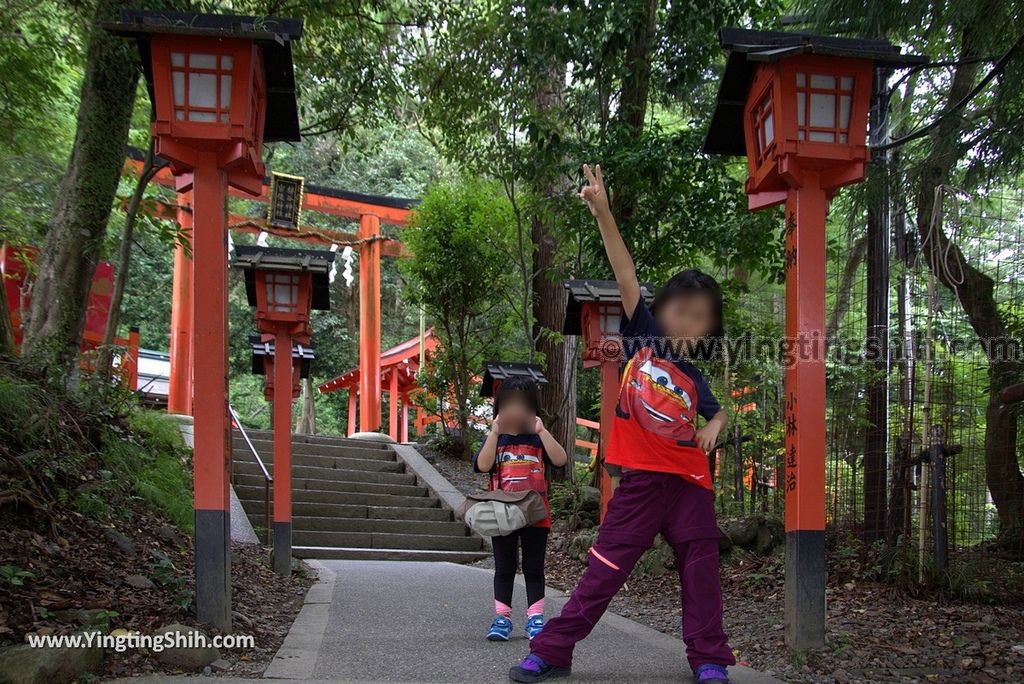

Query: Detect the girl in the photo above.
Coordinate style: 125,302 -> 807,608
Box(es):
474,377 -> 568,642
509,164 -> 735,683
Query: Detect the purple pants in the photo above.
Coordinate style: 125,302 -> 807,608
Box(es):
530,470 -> 735,671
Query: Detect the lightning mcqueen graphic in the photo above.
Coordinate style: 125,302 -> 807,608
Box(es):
617,347 -> 699,444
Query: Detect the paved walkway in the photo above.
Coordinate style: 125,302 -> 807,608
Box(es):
114,559 -> 780,683
261,559 -> 781,684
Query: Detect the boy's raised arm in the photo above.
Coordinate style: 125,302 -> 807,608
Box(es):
578,164 -> 641,319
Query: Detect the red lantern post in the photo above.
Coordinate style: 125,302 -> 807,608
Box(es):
107,10 -> 303,630
563,280 -> 654,520
234,246 -> 334,574
704,28 -> 924,648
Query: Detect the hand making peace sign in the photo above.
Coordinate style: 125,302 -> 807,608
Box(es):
578,163 -> 610,219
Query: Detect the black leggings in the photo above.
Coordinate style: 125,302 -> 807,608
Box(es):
492,526 -> 548,606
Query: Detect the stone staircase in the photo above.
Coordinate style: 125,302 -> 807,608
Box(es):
232,430 -> 488,563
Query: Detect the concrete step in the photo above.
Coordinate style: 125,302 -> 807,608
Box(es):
233,462 -> 416,486
292,546 -> 491,563
291,516 -> 469,536
234,438 -> 396,462
240,500 -> 455,522
235,484 -> 441,509
292,530 -> 483,552
233,472 -> 427,498
238,430 -> 391,450
233,450 -> 401,472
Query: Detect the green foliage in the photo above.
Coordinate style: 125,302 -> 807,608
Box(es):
148,555 -> 193,610
401,176 -> 524,444
548,477 -> 599,532
0,564 -> 34,587
120,411 -> 193,532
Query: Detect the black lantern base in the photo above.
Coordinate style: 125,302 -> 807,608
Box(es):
784,529 -> 826,648
273,521 -> 292,575
195,508 -> 232,631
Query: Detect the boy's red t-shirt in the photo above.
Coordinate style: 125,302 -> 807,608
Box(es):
472,433 -> 552,528
605,298 -> 721,490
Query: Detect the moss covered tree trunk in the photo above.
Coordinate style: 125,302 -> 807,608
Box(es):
20,0 -> 141,384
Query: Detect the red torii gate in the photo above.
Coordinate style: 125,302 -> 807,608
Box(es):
317,328 -> 439,441
125,147 -> 413,431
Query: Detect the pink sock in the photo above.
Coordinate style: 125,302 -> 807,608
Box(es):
527,599 -> 545,617
495,600 -> 512,617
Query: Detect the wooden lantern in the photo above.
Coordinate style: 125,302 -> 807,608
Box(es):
703,27 -> 925,649
105,9 -> 304,629
563,280 -> 655,518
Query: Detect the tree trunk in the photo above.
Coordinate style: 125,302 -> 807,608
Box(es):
97,140 -> 162,382
826,231 -> 866,339
0,277 -> 15,357
20,0 -> 141,385
295,377 -> 316,434
532,226 -> 576,478
530,48 -> 575,480
608,0 -> 658,230
912,40 -> 1024,549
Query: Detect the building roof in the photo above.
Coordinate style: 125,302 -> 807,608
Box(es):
106,10 -> 304,142
480,362 -> 548,398
562,279 -> 656,336
317,329 -> 440,395
703,28 -> 927,156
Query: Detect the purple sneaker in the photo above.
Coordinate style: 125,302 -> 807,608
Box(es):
509,654 -> 571,682
694,663 -> 730,683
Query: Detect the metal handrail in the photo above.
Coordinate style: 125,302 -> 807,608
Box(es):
229,404 -> 272,543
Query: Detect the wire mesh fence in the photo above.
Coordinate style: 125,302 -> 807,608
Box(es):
715,187 -> 1024,576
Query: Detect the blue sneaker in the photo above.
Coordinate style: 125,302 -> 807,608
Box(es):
525,614 -> 545,640
487,615 -> 513,641
694,664 -> 730,683
509,654 -> 571,682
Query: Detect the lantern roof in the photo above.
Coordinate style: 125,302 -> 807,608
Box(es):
232,245 -> 335,311
105,10 -> 303,142
703,28 -> 927,156
250,335 -> 314,378
480,362 -> 549,398
562,279 -> 656,335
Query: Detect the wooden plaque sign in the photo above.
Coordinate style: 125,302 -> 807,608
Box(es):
267,172 -> 305,229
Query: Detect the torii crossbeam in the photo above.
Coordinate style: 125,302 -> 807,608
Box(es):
125,147 -> 415,431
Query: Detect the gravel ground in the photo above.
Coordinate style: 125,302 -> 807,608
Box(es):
430,450 -> 1024,683
429,450 -> 489,498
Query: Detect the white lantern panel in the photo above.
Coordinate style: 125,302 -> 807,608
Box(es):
809,93 -> 835,128
810,74 -> 835,89
220,74 -> 233,109
171,52 -> 185,67
189,72 -> 218,108
840,95 -> 852,129
172,72 -> 185,106
190,53 -> 217,69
